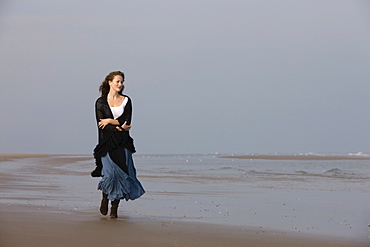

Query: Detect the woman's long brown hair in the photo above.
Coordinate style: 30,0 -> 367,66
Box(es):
99,71 -> 125,97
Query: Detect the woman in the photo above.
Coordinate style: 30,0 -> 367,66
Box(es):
91,71 -> 145,218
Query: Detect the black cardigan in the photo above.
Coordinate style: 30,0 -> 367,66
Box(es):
91,95 -> 136,177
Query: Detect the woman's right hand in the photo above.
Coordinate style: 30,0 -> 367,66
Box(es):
98,119 -> 113,129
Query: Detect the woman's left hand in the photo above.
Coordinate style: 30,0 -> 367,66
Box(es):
121,121 -> 132,131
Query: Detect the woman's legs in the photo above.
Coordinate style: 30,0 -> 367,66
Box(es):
100,192 -> 109,215
99,192 -> 121,218
99,194 -> 121,218
110,200 -> 120,218
98,150 -> 144,218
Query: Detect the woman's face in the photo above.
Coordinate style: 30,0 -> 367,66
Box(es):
109,75 -> 124,93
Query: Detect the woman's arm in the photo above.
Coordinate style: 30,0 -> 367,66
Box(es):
98,118 -> 119,129
116,121 -> 131,131
98,118 -> 131,131
95,99 -> 117,132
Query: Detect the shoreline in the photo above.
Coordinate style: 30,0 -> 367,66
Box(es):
0,153 -> 91,162
219,154 -> 370,161
2,152 -> 370,161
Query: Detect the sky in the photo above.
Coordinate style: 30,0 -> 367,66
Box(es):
0,0 -> 369,155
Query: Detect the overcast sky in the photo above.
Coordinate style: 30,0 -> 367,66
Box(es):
1,0 -> 369,155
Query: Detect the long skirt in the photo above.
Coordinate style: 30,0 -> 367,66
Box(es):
98,149 -> 145,201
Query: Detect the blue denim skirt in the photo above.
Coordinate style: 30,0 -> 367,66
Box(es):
98,149 -> 145,201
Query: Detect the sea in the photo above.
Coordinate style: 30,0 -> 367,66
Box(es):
1,152 -> 370,240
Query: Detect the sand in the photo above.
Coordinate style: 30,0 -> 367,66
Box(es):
1,153 -> 368,247
1,205 -> 365,247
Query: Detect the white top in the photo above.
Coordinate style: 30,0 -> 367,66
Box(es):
110,97 -> 128,119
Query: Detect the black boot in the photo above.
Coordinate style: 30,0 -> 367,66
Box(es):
100,192 -> 109,215
110,200 -> 120,218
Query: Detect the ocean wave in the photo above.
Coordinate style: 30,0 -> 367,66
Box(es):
245,168 -> 364,179
322,168 -> 357,178
295,171 -> 308,175
348,152 -> 370,157
322,168 -> 342,173
271,152 -> 370,158
298,152 -> 325,156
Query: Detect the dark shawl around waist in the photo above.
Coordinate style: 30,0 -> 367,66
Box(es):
91,95 -> 136,177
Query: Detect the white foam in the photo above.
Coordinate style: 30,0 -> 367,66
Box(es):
348,152 -> 370,157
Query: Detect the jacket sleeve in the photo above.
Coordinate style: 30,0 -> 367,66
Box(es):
116,97 -> 133,126
95,99 -> 117,132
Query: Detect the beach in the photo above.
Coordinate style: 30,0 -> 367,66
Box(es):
1,153 -> 369,246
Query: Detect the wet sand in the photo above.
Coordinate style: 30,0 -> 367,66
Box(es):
0,205 -> 365,247
0,153 -> 368,247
